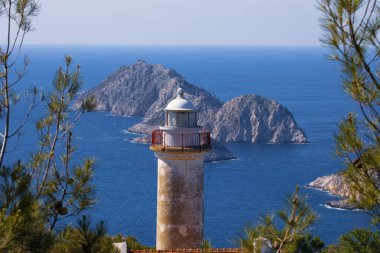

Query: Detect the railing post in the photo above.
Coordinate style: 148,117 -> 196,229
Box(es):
163,132 -> 165,151
199,133 -> 201,152
182,134 -> 184,152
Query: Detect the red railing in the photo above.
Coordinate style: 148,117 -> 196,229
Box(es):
151,130 -> 211,152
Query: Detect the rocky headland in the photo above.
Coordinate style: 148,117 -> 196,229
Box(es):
308,173 -> 358,210
75,61 -> 308,162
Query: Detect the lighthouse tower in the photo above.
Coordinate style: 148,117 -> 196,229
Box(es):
150,88 -> 211,250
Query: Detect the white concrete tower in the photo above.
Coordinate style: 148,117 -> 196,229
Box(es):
150,88 -> 211,250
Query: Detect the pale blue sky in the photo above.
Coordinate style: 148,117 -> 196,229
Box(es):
24,0 -> 320,46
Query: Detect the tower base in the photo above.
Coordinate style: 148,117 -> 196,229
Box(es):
155,152 -> 205,250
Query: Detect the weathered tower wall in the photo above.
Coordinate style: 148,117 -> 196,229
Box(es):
155,152 -> 205,250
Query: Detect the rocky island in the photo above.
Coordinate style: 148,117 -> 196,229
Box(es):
75,61 -> 308,162
212,95 -> 307,143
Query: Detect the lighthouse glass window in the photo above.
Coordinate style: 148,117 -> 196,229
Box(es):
188,112 -> 197,127
167,112 -> 176,127
166,111 -> 196,128
176,112 -> 188,127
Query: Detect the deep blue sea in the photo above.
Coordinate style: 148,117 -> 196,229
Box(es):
7,45 -> 370,247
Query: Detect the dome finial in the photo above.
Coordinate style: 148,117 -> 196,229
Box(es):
177,88 -> 184,98
165,87 -> 196,111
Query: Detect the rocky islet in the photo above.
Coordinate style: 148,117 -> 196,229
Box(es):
75,61 -> 308,162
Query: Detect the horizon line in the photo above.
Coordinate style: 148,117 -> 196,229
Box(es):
18,43 -> 323,48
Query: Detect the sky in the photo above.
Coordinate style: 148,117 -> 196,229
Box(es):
6,0 -> 322,46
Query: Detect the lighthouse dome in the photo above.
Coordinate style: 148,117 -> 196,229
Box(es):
165,88 -> 196,111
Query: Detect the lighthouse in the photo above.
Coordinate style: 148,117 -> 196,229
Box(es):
150,88 -> 211,250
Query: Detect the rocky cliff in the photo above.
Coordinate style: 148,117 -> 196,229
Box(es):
212,95 -> 307,143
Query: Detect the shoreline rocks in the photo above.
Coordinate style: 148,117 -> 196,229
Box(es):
325,200 -> 358,210
308,172 -> 359,210
308,173 -> 351,197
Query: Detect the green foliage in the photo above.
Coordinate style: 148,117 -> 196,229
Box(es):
0,162 -> 32,212
80,95 -> 97,112
0,57 -> 104,252
29,57 -> 97,232
0,0 -> 40,167
201,238 -> 213,253
0,208 -> 24,251
0,1 -> 102,252
319,0 -> 380,227
291,234 -> 325,253
321,245 -> 339,253
338,229 -> 380,253
238,186 -> 322,253
50,215 -> 118,253
0,162 -> 54,252
0,57 -> 100,251
322,229 -> 380,253
335,113 -> 380,214
316,0 -> 380,251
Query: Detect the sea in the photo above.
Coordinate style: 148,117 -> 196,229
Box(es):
7,45 -> 370,247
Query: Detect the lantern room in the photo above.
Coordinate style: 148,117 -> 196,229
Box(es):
164,88 -> 198,128
150,88 -> 211,152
